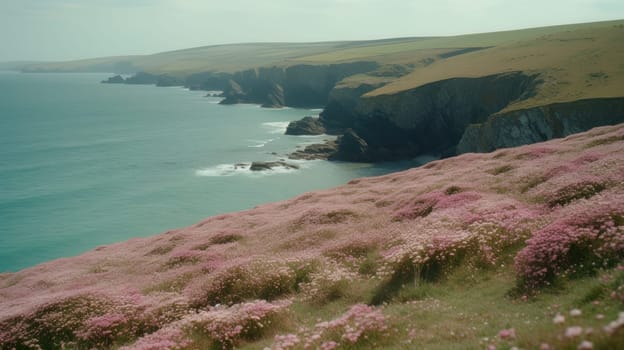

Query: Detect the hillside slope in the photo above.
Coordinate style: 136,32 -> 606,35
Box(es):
1,124 -> 623,349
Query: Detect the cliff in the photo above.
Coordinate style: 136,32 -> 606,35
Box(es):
219,62 -> 379,108
314,75 -> 624,161
1,124 -> 623,349
319,72 -> 541,161
458,97 -> 624,152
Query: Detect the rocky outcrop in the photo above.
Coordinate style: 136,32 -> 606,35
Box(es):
249,161 -> 299,171
156,75 -> 185,87
330,129 -> 370,162
219,80 -> 246,105
288,141 -> 338,160
285,116 -> 326,135
319,83 -> 384,134
457,97 -> 624,153
101,75 -> 125,84
322,72 -> 540,161
185,72 -> 231,91
124,72 -> 159,85
261,82 -> 285,108
104,72 -> 185,87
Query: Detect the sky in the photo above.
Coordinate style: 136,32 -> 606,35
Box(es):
1,0 -> 623,62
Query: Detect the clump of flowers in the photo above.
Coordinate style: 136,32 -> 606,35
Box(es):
514,196 -> 624,290
0,294 -> 116,349
192,260 -> 300,307
120,325 -> 191,350
165,250 -> 201,268
299,262 -> 356,304
547,180 -> 606,207
75,312 -> 133,347
271,304 -> 387,349
188,299 -> 290,349
393,190 -> 482,221
0,292 -> 155,350
393,198 -> 436,221
603,311 -> 624,335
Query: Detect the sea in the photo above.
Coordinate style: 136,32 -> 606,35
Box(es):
0,72 -> 427,272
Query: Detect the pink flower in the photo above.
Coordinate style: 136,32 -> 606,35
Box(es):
565,326 -> 583,338
498,328 -> 516,340
570,309 -> 582,317
577,340 -> 593,350
540,344 -> 552,350
320,341 -> 338,350
553,314 -> 565,324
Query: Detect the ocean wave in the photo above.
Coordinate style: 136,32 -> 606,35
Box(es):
262,121 -> 290,134
195,163 -> 250,177
247,138 -> 275,148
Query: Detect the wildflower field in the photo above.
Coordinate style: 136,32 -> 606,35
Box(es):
1,124 -> 623,349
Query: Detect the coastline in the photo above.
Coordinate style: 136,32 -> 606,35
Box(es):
0,72 -> 424,272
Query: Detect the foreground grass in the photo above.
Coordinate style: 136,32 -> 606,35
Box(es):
225,262 -> 623,350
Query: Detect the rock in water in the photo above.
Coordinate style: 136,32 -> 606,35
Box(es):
249,161 -> 299,171
285,116 -> 326,135
331,129 -> 369,162
101,75 -> 125,84
289,141 -> 338,160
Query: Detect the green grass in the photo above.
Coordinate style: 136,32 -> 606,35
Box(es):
227,262 -> 624,349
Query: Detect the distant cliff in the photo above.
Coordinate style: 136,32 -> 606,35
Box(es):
104,61 -> 379,108
219,62 -> 379,108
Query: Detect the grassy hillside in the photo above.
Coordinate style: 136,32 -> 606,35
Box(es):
22,19 -> 623,78
368,21 -> 624,113
1,124 -> 623,349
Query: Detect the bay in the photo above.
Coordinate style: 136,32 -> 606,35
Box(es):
0,72 -> 424,272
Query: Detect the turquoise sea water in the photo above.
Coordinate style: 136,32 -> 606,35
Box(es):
0,72 -> 423,272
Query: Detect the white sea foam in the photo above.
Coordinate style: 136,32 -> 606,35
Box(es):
262,121 -> 290,134
247,138 -> 275,148
195,163 -> 250,177
195,161 -> 301,177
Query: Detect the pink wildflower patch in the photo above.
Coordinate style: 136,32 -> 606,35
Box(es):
120,326 -> 190,350
271,304 -> 387,349
188,299 -> 290,347
514,195 -> 624,289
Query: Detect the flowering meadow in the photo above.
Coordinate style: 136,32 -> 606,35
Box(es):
1,124 -> 624,349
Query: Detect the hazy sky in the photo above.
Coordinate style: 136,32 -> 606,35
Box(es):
1,0 -> 623,62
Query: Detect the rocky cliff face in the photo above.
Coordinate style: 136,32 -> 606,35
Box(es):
457,97 -> 624,153
219,62 -> 379,108
321,72 -> 540,161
